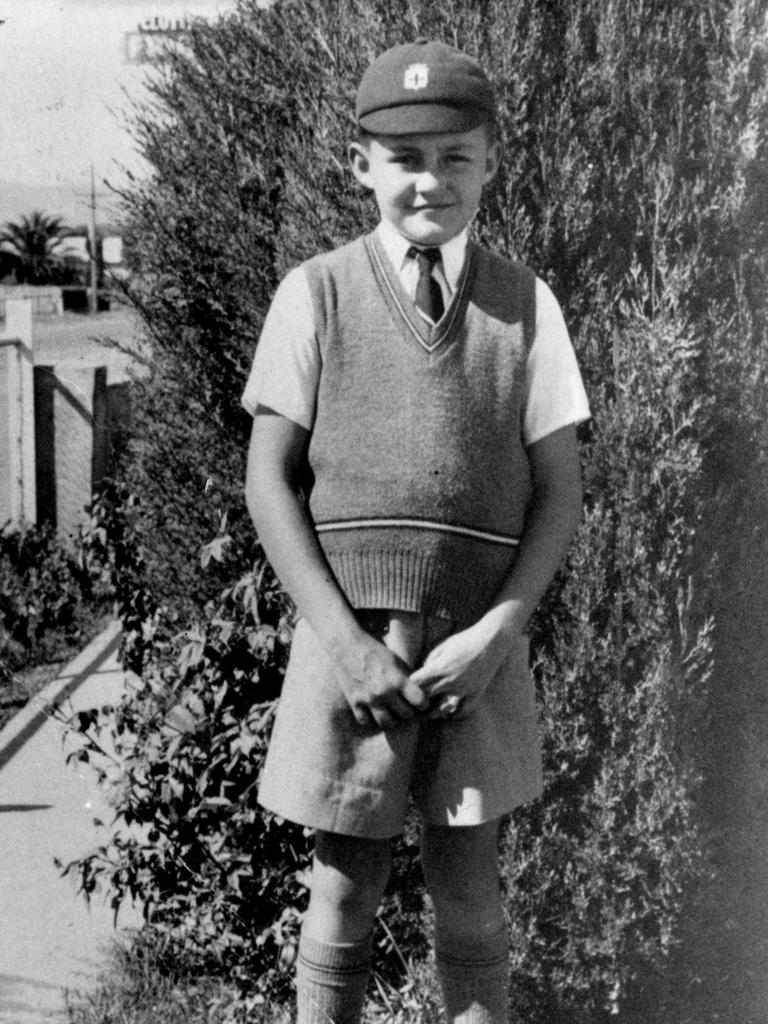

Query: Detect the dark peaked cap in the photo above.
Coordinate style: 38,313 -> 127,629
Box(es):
355,39 -> 496,135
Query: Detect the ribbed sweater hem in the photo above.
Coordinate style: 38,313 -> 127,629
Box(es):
318,532 -> 519,623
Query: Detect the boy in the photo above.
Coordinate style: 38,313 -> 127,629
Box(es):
243,39 -> 590,1024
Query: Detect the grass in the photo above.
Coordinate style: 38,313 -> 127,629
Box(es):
64,931 -> 274,1024
0,657 -> 68,733
0,612 -> 112,733
63,929 -> 446,1024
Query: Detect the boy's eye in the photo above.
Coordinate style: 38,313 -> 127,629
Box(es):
385,150 -> 473,170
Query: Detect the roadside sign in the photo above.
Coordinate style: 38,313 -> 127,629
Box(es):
124,17 -> 190,64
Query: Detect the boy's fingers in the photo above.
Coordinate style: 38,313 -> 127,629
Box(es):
408,669 -> 444,700
409,660 -> 447,687
391,692 -> 421,719
352,693 -> 419,730
351,705 -> 371,727
351,701 -> 393,730
400,678 -> 429,709
371,707 -> 398,731
375,692 -> 419,727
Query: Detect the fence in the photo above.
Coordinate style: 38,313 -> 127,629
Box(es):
0,298 -> 131,539
0,286 -> 63,320
0,301 -> 36,526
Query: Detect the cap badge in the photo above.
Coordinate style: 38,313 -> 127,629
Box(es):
403,63 -> 429,90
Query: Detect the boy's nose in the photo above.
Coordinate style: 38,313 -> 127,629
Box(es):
414,168 -> 442,193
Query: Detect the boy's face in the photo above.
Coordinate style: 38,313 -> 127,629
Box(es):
349,126 -> 500,247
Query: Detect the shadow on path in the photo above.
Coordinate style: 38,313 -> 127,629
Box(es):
0,804 -> 53,812
0,635 -> 120,774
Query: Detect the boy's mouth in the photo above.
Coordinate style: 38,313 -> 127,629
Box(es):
412,203 -> 453,212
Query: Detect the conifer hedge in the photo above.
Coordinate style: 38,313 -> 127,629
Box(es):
72,1 -> 768,1019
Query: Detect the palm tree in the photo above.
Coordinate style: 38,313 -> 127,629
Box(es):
0,211 -> 69,284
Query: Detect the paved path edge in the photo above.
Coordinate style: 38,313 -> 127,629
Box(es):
0,621 -> 123,772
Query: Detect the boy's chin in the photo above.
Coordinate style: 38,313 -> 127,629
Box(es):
399,219 -> 461,247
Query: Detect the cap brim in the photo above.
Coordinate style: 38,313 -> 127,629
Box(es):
357,103 -> 488,135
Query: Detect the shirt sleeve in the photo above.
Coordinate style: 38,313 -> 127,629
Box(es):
241,266 -> 319,429
522,278 -> 591,446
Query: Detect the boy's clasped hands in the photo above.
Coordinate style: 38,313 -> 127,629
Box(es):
337,611 -> 519,731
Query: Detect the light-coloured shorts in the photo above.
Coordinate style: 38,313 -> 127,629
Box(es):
257,610 -> 543,838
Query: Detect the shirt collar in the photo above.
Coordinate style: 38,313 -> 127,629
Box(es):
375,220 -> 469,292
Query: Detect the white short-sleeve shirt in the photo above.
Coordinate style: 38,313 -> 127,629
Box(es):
242,223 -> 590,446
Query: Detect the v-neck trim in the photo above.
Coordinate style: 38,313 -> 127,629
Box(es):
365,232 -> 476,355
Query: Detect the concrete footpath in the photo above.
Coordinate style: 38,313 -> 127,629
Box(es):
0,622 -> 143,1023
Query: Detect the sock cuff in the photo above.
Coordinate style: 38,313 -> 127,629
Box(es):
298,933 -> 373,975
435,924 -> 509,968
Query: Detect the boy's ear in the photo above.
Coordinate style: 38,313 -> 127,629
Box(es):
483,139 -> 502,186
348,141 -> 373,188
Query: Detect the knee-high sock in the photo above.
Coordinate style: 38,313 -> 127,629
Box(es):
296,932 -> 372,1024
435,924 -> 510,1024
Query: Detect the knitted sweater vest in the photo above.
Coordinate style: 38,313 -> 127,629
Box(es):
304,231 -> 536,623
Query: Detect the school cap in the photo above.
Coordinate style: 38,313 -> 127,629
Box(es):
356,39 -> 495,135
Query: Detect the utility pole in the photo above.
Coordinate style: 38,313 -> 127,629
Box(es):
88,165 -> 99,314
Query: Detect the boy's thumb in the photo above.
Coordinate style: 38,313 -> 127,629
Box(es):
401,677 -> 428,708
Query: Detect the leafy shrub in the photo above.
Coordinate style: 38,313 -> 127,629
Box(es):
72,0 -> 768,1018
0,521 -> 106,675
503,288 -> 714,1021
78,480 -> 162,676
63,548 -> 429,999
64,568 -> 298,991
112,6 -> 288,618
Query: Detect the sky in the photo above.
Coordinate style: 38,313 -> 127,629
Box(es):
0,0 -> 237,225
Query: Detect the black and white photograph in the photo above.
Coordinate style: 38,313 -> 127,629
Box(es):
1,3 -> 766,1022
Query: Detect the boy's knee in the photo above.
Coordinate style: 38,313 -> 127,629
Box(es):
420,822 -> 503,932
420,821 -> 499,885
310,831 -> 392,923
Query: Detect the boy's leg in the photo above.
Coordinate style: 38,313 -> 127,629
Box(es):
421,820 -> 509,1024
297,831 -> 391,1024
